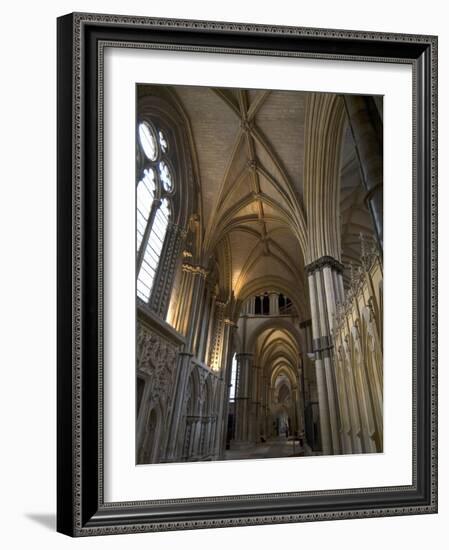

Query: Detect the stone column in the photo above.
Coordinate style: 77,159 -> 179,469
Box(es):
164,351 -> 194,461
216,320 -> 237,457
249,364 -> 261,443
171,261 -> 208,347
306,255 -> 350,455
205,299 -> 234,456
207,300 -> 226,369
208,416 -> 216,455
269,385 -> 276,436
190,418 -> 202,460
204,289 -> 217,367
269,292 -> 279,315
186,266 -> 208,353
172,263 -> 194,336
196,283 -> 211,360
200,418 -> 210,457
343,95 -> 383,250
293,382 -> 305,439
307,272 -> 331,454
233,352 -> 254,445
258,372 -> 266,439
182,417 -> 194,460
249,296 -> 255,315
163,261 -> 207,461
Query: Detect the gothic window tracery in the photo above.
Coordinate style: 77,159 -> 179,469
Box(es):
136,121 -> 175,302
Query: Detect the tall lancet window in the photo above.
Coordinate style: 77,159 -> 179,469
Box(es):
136,120 -> 174,303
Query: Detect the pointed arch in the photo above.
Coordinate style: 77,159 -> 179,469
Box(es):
304,93 -> 346,263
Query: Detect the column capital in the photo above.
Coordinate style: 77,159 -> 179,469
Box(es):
182,262 -> 208,278
305,255 -> 344,276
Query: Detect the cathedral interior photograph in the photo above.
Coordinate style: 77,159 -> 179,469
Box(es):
135,84 -> 383,465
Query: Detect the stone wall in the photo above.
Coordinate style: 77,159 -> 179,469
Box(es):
332,249 -> 383,453
136,308 -> 228,463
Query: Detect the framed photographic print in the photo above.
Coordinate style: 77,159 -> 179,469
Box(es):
57,12 -> 438,536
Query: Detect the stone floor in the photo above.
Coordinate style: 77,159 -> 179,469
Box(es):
223,436 -> 308,461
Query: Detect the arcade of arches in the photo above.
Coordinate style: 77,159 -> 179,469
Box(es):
136,85 -> 383,464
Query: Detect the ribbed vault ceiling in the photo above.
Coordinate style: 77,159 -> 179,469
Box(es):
173,85 -> 307,309
171,85 -> 376,313
254,327 -> 299,385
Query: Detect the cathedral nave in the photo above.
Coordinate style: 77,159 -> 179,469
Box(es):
135,84 -> 383,463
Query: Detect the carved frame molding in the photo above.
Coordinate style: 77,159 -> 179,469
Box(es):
57,12 -> 437,536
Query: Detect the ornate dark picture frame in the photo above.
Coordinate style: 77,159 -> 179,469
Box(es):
57,12 -> 438,536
